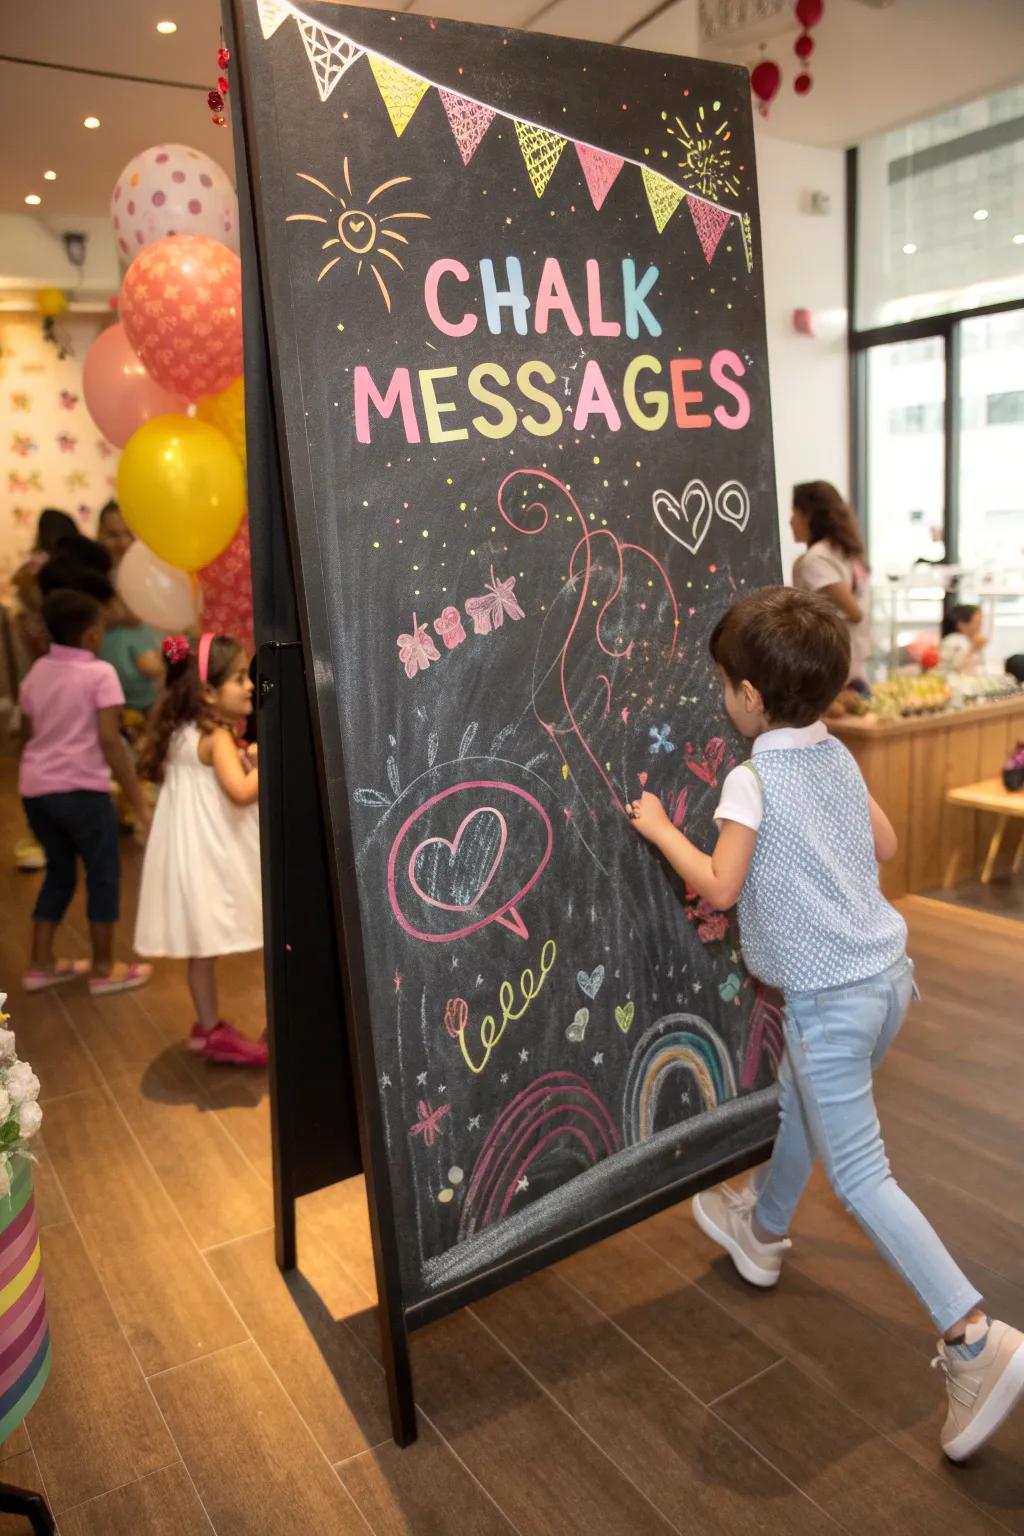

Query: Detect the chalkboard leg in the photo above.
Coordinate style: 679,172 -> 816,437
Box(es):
0,1479 -> 56,1535
275,1186 -> 297,1272
381,1315 -> 418,1446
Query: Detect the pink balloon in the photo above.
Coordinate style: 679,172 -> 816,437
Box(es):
199,517 -> 253,653
121,236 -> 242,401
82,322 -> 186,448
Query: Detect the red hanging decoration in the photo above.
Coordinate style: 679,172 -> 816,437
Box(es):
218,46 -> 231,70
794,72 -> 813,94
795,0 -> 823,26
750,59 -> 782,116
207,89 -> 224,113
794,32 -> 815,60
209,33 -> 230,128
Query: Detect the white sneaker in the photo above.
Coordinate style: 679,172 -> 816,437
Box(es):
933,1318 -> 1024,1461
692,1183 -> 791,1288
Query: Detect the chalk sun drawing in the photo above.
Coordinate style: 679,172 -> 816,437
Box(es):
285,155 -> 430,312
665,102 -> 740,201
457,1072 -> 620,1240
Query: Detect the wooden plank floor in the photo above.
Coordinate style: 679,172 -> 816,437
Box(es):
0,752 -> 1022,1533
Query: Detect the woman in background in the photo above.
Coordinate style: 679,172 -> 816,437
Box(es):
939,604 -> 987,675
96,501 -> 134,569
791,481 -> 872,685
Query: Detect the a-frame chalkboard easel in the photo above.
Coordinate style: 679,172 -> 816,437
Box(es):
227,0 -> 782,1446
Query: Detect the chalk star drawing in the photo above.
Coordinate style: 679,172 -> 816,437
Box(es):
665,102 -> 740,200
416,1072 -> 428,1087
592,1052 -> 604,1066
516,1176 -> 530,1193
408,1099 -> 450,1148
693,981 -> 703,994
437,1084 -> 447,1095
519,1049 -> 529,1063
468,1115 -> 482,1131
500,1072 -> 509,1084
380,1073 -> 392,1088
286,155 -> 430,312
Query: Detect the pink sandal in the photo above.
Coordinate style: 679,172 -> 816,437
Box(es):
88,963 -> 153,998
22,960 -> 91,993
189,1022 -> 268,1067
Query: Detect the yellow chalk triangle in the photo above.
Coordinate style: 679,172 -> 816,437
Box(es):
641,167 -> 686,234
369,55 -> 431,137
514,121 -> 567,198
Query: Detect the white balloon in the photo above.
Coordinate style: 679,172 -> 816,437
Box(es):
118,540 -> 201,631
111,143 -> 239,258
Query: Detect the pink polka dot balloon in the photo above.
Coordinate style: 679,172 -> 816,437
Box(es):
121,236 -> 242,400
111,143 -> 239,257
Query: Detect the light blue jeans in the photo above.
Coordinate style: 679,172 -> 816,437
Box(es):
754,955 -> 983,1333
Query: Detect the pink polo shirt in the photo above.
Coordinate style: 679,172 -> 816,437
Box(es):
18,645 -> 124,798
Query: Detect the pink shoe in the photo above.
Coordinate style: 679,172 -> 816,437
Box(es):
89,962 -> 152,997
22,959 -> 91,992
189,1022 -> 268,1067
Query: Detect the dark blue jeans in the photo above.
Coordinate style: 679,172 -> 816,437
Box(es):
23,792 -> 120,926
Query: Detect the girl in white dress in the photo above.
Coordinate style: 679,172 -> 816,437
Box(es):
136,632 -> 267,1066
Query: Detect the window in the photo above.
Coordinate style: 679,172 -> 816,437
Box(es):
986,391 -> 1024,426
866,341 -> 946,575
959,313 -> 1024,573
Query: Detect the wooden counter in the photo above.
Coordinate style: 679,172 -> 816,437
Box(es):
830,695 -> 1024,898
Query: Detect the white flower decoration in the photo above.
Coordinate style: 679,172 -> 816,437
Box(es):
0,1030 -> 15,1068
5,1061 -> 40,1107
16,1102 -> 42,1140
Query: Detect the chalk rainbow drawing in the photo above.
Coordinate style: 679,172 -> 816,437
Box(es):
458,1072 -> 620,1240
623,1013 -> 737,1143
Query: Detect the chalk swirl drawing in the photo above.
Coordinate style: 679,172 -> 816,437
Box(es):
652,479 -> 751,554
387,780 -> 553,943
457,1072 -> 620,1239
408,807 -> 508,913
447,939 -> 557,1074
623,1014 -> 737,1143
496,469 -> 678,813
739,985 -> 784,1090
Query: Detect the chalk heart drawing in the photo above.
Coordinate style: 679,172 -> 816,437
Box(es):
576,964 -> 605,1001
408,807 -> 508,913
566,1008 -> 589,1043
615,1001 -> 635,1034
686,737 -> 726,787
388,780 -> 554,943
653,481 -> 713,556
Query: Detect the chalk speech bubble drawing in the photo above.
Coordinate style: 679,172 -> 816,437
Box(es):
387,781 -> 553,943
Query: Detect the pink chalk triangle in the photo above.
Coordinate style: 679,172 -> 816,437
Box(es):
575,143 -> 625,211
688,197 -> 733,264
438,89 -> 496,166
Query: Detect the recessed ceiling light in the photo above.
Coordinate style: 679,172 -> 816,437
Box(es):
1013,234 -> 1024,246
973,208 -> 989,221
24,194 -> 41,206
43,170 -> 57,181
156,20 -> 177,33
902,242 -> 917,255
83,115 -> 101,130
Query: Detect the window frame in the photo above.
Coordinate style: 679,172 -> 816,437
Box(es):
846,144 -> 1024,567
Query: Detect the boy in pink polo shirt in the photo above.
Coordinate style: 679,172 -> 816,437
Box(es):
19,590 -> 153,997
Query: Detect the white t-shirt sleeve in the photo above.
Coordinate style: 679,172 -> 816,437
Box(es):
714,763 -> 763,831
794,543 -> 847,592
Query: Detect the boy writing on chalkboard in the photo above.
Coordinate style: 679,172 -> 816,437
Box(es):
627,586 -> 1024,1463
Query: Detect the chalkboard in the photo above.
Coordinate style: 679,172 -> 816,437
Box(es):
232,0 -> 782,1401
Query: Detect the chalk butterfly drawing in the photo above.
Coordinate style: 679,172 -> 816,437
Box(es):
397,614 -> 441,679
464,567 -> 526,636
286,155 -> 430,313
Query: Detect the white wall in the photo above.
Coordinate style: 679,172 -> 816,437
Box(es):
0,215 -> 120,304
754,130 -> 849,578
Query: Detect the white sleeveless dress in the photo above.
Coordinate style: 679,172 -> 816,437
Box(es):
135,723 -> 263,958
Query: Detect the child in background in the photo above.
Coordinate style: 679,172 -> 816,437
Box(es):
939,603 -> 986,675
627,587 -> 1024,1462
19,590 -> 153,996
136,633 -> 267,1067
99,599 -> 162,717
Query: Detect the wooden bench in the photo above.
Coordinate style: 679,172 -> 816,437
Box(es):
944,777 -> 1024,887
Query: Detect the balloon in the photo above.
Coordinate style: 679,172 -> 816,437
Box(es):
118,539 -> 201,630
196,376 -> 246,468
200,518 -> 253,652
121,236 -> 242,400
118,416 -> 245,571
795,0 -> 824,27
111,143 -> 239,257
82,322 -> 187,449
37,288 -> 67,319
750,60 -> 782,113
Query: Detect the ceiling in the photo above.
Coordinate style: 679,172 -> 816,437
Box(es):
2,0 -> 1023,225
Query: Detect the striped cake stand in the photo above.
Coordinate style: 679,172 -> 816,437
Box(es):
0,1155 -> 53,1535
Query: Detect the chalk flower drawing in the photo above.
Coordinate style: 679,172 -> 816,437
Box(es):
434,605 -> 466,650
648,723 -> 675,756
408,1099 -> 450,1148
464,567 -> 526,636
397,614 -> 440,678
285,155 -> 430,312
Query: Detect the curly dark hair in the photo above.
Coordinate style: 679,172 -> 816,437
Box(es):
140,634 -> 246,783
710,587 -> 851,727
793,481 -> 866,560
941,603 -> 979,639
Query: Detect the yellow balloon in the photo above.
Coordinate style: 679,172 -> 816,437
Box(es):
117,415 -> 245,572
37,287 -> 68,319
196,376 -> 246,469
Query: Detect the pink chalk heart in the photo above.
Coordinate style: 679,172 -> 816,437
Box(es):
686,737 -> 726,787
408,808 -> 508,913
638,771 -> 648,787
